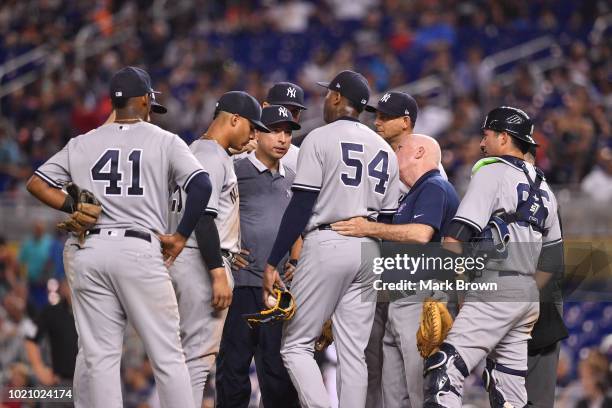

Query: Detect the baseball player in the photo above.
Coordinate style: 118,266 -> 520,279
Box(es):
232,82 -> 307,173
263,70 -> 401,407
216,105 -> 301,407
332,134 -> 459,408
167,91 -> 268,408
424,106 -> 563,407
26,66 -> 213,408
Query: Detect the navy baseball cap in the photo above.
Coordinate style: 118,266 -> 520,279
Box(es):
266,82 -> 307,110
130,67 -> 167,114
316,70 -> 370,110
215,91 -> 270,132
261,105 -> 301,131
365,91 -> 418,124
110,66 -> 160,99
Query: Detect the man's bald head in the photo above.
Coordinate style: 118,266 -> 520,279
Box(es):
395,133 -> 442,187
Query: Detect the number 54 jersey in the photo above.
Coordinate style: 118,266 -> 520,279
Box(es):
295,118 -> 401,232
35,122 -> 205,233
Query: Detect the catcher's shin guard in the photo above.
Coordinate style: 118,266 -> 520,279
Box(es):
482,358 -> 528,408
423,342 -> 469,407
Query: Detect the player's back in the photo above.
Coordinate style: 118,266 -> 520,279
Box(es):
39,121 -> 203,233
295,118 -> 400,232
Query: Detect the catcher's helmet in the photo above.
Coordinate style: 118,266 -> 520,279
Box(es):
482,106 -> 538,146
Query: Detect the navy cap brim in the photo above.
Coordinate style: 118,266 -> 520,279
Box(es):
251,120 -> 271,133
365,103 -> 403,117
151,100 -> 167,114
265,119 -> 301,131
270,100 -> 308,110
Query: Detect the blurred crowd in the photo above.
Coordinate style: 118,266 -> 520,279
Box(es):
0,0 -> 610,197
0,0 -> 611,406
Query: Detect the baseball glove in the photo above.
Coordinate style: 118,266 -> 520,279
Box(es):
57,183 -> 102,238
315,319 -> 334,352
243,288 -> 296,328
416,298 -> 454,358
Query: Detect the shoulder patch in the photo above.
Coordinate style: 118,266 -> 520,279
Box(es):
471,157 -> 501,175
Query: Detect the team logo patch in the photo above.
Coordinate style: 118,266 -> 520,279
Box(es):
278,106 -> 289,118
336,83 -> 341,89
286,87 -> 297,98
380,93 -> 391,103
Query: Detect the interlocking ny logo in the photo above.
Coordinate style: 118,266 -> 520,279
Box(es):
380,93 -> 391,103
278,106 -> 289,117
287,87 -> 297,98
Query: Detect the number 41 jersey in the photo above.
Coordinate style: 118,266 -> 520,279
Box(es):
35,121 -> 205,233
294,118 -> 401,232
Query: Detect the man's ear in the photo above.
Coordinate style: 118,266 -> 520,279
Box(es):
415,146 -> 425,159
230,114 -> 240,127
331,91 -> 342,105
402,116 -> 411,131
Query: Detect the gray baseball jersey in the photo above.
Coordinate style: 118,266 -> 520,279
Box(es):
294,118 -> 401,228
36,120 -> 203,408
452,158 -> 561,275
169,139 -> 240,253
36,121 -> 205,233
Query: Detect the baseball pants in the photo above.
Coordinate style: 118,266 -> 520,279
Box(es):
62,237 -> 90,408
382,299 -> 424,408
435,274 -> 539,408
364,302 -> 387,408
70,230 -> 195,408
280,229 -> 379,408
216,286 -> 299,408
170,247 -> 233,408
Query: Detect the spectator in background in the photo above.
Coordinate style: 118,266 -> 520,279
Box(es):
576,350 -> 611,408
0,237 -> 18,299
18,221 -> 52,308
581,146 -> 612,203
1,362 -> 29,408
24,279 -> 77,395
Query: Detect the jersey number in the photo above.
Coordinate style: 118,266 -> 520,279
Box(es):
91,149 -> 144,196
516,183 -> 549,228
340,143 -> 390,194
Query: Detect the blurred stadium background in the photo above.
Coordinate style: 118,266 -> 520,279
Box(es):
0,0 -> 610,407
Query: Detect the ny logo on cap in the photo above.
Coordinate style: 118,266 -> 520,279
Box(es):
286,87 -> 297,98
361,99 -> 367,104
380,93 -> 391,103
278,106 -> 289,118
336,83 -> 341,89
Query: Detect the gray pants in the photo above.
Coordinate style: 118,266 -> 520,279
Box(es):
364,302 -> 387,408
63,238 -> 90,408
526,341 -> 561,407
70,230 -> 195,408
440,275 -> 540,408
170,247 -> 232,408
281,230 -> 378,408
382,300 -> 424,408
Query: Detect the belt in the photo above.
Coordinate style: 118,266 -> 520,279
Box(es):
317,224 -> 333,230
498,271 -> 520,277
87,228 -> 151,243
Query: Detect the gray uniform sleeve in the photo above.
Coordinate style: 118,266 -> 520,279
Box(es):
292,132 -> 322,192
169,136 -> 206,192
35,142 -> 72,188
194,149 -> 225,217
380,161 -> 401,215
452,165 -> 501,232
543,198 -> 562,247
